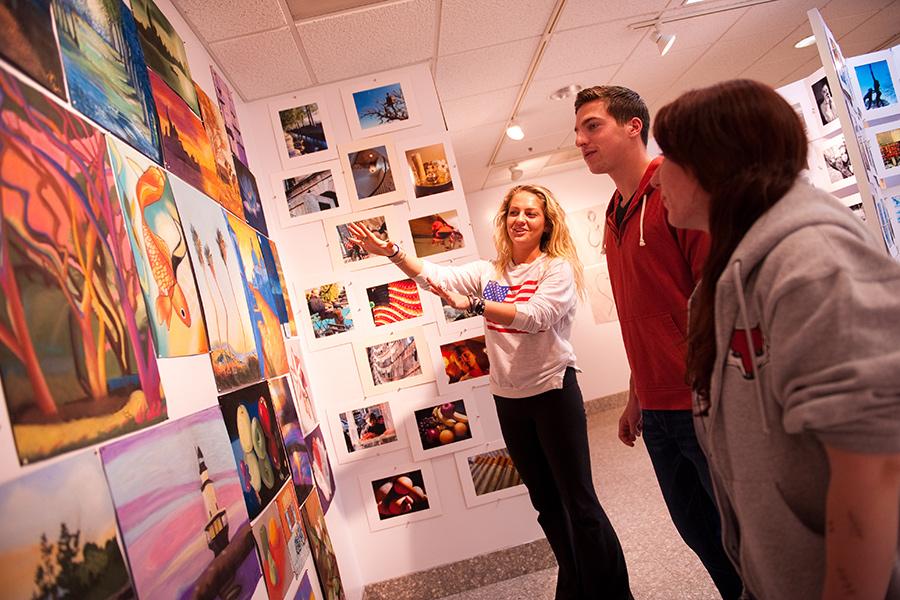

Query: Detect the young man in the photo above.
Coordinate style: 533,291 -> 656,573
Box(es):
573,86 -> 743,600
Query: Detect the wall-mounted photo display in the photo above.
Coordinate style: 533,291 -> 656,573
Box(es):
352,263 -> 433,333
839,192 -> 867,221
285,338 -> 319,436
454,441 -> 527,508
297,275 -> 362,350
339,135 -> 406,211
848,50 -> 899,121
323,204 -> 411,272
270,93 -> 337,170
305,425 -> 336,514
329,399 -> 407,464
428,290 -> 482,338
0,68 -> 167,465
585,263 -> 618,325
430,332 -> 490,395
816,134 -> 856,192
100,406 -> 262,599
404,394 -> 482,461
269,374 -> 316,509
54,0 -> 161,163
874,196 -> 900,258
867,121 -> 900,178
0,0 -> 67,100
219,381 -> 291,521
359,462 -> 441,532
258,234 -> 298,338
352,327 -> 435,396
0,450 -> 135,599
807,68 -> 841,137
404,142 -> 454,198
567,204 -> 606,268
406,207 -> 473,263
300,491 -> 345,600
341,71 -> 421,139
252,480 -> 300,600
273,160 -> 351,229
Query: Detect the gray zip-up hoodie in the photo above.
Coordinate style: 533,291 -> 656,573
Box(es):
693,180 -> 900,599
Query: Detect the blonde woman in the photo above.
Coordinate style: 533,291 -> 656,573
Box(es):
349,184 -> 632,599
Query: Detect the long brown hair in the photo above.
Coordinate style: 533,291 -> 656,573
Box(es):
492,184 -> 586,298
653,79 -> 808,395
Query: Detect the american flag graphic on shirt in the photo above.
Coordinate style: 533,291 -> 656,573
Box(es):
484,279 -> 539,334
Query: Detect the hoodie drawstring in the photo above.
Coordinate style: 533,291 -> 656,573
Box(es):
638,199 -> 647,247
731,261 -> 770,434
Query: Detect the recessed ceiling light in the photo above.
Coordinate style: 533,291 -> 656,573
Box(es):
506,123 -> 525,141
550,84 -> 583,101
794,35 -> 816,49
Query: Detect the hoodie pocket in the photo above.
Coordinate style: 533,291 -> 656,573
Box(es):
622,311 -> 688,391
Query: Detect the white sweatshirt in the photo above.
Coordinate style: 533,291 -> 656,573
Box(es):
419,254 -> 578,398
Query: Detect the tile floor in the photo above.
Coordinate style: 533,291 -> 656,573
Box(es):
441,407 -> 721,600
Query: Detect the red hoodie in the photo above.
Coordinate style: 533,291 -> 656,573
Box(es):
604,157 -> 708,410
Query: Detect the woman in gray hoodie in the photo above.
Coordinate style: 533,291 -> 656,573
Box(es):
649,78 -> 900,600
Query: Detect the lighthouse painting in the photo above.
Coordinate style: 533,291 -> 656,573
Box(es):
100,406 -> 261,599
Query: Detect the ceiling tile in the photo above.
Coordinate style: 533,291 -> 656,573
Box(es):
456,152 -> 492,192
515,101 -> 577,139
535,19 -> 644,80
496,130 -> 569,163
629,8 -> 748,61
741,54 -> 815,87
298,0 -> 435,83
555,0 -> 668,32
439,0 -> 557,56
720,0 -> 820,41
169,0 -> 287,41
608,44 -> 707,99
210,28 -> 312,100
525,64 -> 620,110
820,0 -> 894,20
441,86 -> 519,131
436,37 -> 540,101
286,0 -> 387,21
836,3 -> 900,54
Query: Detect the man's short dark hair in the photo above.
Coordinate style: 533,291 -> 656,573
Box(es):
575,86 -> 650,146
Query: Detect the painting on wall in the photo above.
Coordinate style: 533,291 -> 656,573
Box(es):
0,450 -> 134,599
54,0 -> 161,163
196,83 -> 244,218
0,0 -> 67,99
585,263 -> 617,325
252,481 -> 298,600
219,381 -> 291,520
270,373 -> 315,506
286,338 -> 318,436
174,178 -> 260,392
296,571 -> 315,600
108,136 -> 209,357
100,406 -> 262,599
404,143 -> 453,198
228,215 -> 289,378
131,0 -> 200,116
236,158 -> 268,236
341,72 -> 420,139
270,95 -> 336,170
352,328 -> 434,396
455,442 -> 526,508
0,69 -> 166,465
150,69 -> 219,200
212,66 -> 248,165
300,491 -> 345,600
359,462 -> 441,531
276,482 -> 310,578
305,425 -> 336,514
259,235 -> 297,337
408,210 -> 466,259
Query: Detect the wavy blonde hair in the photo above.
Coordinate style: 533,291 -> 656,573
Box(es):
492,184 -> 585,299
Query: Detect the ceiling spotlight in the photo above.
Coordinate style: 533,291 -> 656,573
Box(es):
651,25 -> 676,56
509,165 -> 524,181
794,35 -> 816,49
506,122 -> 525,141
550,84 -> 583,101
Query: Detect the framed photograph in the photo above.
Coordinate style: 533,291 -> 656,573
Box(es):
352,263 -> 433,333
848,50 -> 899,121
867,121 -> 900,178
427,289 -> 483,337
403,142 -> 454,199
807,69 -> 841,137
338,135 -> 407,211
404,394 -> 482,461
358,462 -> 441,531
341,72 -> 421,139
352,327 -> 435,396
296,275 -> 364,350
270,93 -> 337,170
454,441 -> 527,508
329,400 -> 408,464
429,332 -> 491,395
272,160 -> 351,229
323,205 -> 411,272
406,207 -> 474,263
817,134 -> 856,192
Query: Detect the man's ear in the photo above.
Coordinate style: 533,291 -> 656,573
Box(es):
628,117 -> 644,139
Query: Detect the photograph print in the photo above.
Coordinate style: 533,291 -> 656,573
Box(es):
438,335 -> 490,386
0,0 -> 67,99
430,292 -> 481,337
54,0 -> 161,163
337,401 -> 400,458
353,327 -> 434,395
339,136 -> 405,210
852,54 -> 897,113
342,72 -> 420,138
810,75 -> 839,128
406,395 -> 481,461
274,162 -> 350,229
270,95 -> 335,169
873,125 -> 900,173
821,134 -> 854,185
408,210 -> 466,258
131,0 -> 200,116
100,406 -> 262,600
353,82 -> 408,129
455,442 -> 527,508
304,280 -> 355,343
325,206 -> 405,272
366,278 -> 423,327
286,338 -> 319,436
0,69 -> 166,465
405,143 -> 454,198
360,461 -> 441,531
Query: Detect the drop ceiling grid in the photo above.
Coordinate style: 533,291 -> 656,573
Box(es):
535,19 -> 646,81
438,0 -> 558,56
553,0 -> 670,32
297,0 -> 436,83
496,129 -> 572,163
435,37 -> 541,101
168,0 -> 288,42
441,86 -> 521,131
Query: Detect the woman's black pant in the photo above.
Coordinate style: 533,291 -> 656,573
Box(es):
494,368 -> 632,600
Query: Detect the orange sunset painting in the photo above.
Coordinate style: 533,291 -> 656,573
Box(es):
150,70 -> 220,202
